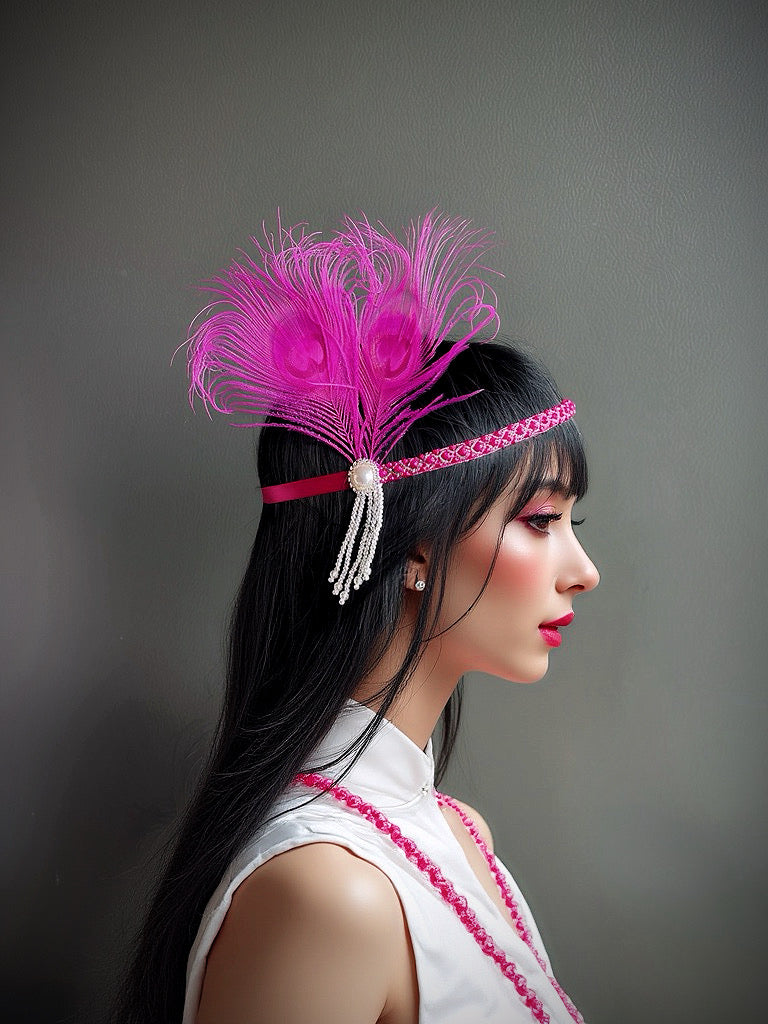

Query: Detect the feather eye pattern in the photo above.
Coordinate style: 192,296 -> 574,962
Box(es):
186,211 -> 500,464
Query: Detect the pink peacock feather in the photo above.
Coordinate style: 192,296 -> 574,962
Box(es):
185,211 -> 500,464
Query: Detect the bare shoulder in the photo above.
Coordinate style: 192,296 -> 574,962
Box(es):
444,797 -> 495,853
196,842 -> 409,1024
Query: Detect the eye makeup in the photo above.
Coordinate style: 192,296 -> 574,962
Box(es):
521,511 -> 563,534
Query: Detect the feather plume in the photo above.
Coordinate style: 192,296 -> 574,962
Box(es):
185,211 -> 500,463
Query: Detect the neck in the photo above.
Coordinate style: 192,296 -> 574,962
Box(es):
352,607 -> 461,750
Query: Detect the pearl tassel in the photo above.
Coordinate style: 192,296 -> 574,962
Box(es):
328,460 -> 384,605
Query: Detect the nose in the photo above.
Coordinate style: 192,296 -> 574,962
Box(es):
556,536 -> 600,595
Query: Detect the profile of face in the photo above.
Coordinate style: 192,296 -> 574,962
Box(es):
430,481 -> 600,684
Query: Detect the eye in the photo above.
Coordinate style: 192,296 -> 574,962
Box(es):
571,517 -> 585,528
521,512 -> 563,534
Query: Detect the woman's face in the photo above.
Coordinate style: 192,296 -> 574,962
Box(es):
432,479 -> 600,684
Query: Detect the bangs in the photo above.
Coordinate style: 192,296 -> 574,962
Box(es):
502,415 -> 588,515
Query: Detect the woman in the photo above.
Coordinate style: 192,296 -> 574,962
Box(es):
118,213 -> 599,1023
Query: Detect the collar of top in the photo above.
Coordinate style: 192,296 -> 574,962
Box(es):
302,699 -> 435,810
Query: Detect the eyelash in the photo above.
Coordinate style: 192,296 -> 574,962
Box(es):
520,513 -> 586,534
523,512 -> 562,534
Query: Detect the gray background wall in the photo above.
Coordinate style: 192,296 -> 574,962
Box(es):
2,1 -> 766,1021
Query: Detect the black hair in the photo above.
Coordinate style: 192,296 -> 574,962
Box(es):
115,340 -> 587,1022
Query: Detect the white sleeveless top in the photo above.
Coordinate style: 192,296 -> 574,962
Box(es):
183,700 -> 583,1023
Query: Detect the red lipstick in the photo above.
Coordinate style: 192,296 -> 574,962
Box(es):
538,611 -> 574,648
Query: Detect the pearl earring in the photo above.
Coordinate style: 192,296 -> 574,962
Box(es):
415,577 -> 426,591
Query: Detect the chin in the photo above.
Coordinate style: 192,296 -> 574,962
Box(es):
502,658 -> 550,685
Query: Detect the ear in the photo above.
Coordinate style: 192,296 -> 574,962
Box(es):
404,544 -> 431,592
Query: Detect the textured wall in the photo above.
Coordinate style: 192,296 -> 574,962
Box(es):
2,1 -> 767,1021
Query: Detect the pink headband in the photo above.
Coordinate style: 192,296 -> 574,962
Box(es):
185,211 -> 575,603
261,398 -> 576,503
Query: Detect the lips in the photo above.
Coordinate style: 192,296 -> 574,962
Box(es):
538,611 -> 574,648
539,611 -> 574,629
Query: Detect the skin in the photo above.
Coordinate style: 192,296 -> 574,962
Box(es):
196,480 -> 599,1024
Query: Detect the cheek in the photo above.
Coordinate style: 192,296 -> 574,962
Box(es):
488,534 -> 546,605
433,536 -> 488,636
443,528 -> 544,624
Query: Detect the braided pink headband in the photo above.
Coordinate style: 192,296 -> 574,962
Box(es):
261,398 -> 575,503
185,211 -> 576,604
261,397 -> 575,602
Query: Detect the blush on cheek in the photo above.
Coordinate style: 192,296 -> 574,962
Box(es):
456,525 -> 543,608
491,536 -> 544,596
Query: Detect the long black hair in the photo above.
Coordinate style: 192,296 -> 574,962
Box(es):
116,340 -> 588,1022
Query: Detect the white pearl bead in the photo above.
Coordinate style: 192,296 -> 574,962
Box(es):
348,459 -> 377,492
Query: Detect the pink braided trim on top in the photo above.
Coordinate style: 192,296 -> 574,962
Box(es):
261,398 -> 575,503
379,399 -> 575,483
436,792 -> 584,1024
294,772 -> 575,1024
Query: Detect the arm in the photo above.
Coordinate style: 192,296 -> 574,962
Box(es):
196,842 -> 412,1024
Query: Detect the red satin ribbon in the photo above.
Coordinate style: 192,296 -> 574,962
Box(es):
261,470 -> 350,503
